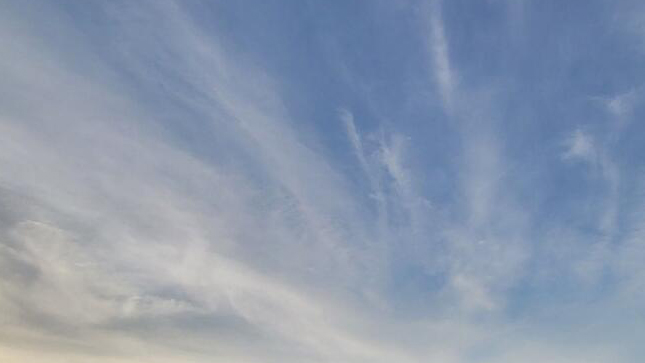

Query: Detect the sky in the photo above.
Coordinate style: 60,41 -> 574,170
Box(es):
1,0 -> 645,362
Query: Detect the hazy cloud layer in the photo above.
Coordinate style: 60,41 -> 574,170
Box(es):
1,0 -> 645,362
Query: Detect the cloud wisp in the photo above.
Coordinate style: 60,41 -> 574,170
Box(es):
1,0 -> 645,362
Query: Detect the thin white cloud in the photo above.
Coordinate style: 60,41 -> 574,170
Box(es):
422,3 -> 529,311
605,89 -> 641,124
562,129 -> 597,164
1,0 -> 644,361
340,108 -> 369,173
0,2 -> 407,361
426,0 -> 455,112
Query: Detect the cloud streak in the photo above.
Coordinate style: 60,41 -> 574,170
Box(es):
427,0 -> 455,113
1,0 -> 645,362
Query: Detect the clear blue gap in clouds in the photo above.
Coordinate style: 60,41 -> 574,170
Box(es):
1,0 -> 645,362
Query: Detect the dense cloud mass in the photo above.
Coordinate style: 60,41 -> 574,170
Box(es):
1,0 -> 645,362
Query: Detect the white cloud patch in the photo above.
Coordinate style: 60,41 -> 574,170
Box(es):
562,129 -> 597,164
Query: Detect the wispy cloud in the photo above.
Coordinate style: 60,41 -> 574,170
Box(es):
426,0 -> 455,112
0,2 -> 405,361
420,2 -> 529,312
2,0 -> 645,361
562,128 -> 597,164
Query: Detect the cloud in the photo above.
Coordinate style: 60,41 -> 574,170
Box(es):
425,0 -> 455,112
340,109 -> 369,172
420,1 -> 529,312
606,91 -> 636,118
562,129 -> 597,164
0,2 -> 407,361
2,0 -> 645,361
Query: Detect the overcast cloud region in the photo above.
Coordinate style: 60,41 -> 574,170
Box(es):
1,0 -> 645,362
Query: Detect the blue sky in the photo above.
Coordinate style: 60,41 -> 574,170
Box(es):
1,0 -> 645,362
